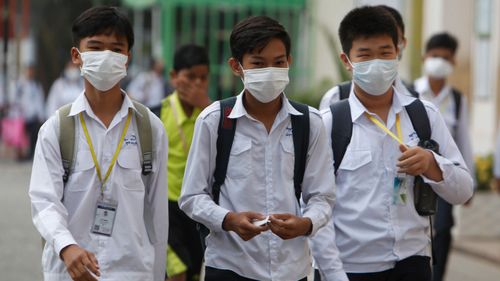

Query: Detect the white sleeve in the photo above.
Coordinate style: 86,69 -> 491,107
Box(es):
300,110 -> 336,235
420,102 -> 474,204
29,116 -> 78,256
178,104 -> 231,232
308,110 -> 348,281
453,95 -> 475,185
318,86 -> 340,110
148,114 -> 169,281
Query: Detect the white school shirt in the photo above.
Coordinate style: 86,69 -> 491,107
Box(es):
178,91 -> 335,281
46,76 -> 84,119
311,88 -> 473,281
8,77 -> 45,121
126,71 -> 165,108
414,76 -> 475,174
29,91 -> 168,281
318,77 -> 415,110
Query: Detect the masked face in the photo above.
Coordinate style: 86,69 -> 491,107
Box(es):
78,49 -> 128,92
347,57 -> 398,96
240,65 -> 289,103
424,57 -> 453,79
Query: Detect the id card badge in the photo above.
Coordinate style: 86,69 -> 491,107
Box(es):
393,173 -> 408,205
91,200 -> 118,236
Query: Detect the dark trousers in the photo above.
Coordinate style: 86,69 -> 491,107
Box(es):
432,197 -> 454,281
315,256 -> 431,281
25,120 -> 40,158
205,266 -> 307,281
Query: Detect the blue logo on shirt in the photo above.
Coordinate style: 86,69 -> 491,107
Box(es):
285,127 -> 293,136
124,135 -> 138,146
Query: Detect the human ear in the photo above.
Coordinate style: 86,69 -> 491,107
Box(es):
339,53 -> 352,71
228,57 -> 243,77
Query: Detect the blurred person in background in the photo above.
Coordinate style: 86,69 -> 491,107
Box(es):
495,126 -> 500,193
46,60 -> 84,118
127,57 -> 173,116
8,64 -> 45,160
413,32 -> 475,281
161,44 -> 211,281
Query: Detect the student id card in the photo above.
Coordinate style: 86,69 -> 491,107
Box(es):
91,200 -> 118,236
393,173 -> 408,205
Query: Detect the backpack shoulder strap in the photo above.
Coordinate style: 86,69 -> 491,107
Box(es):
405,99 -> 431,141
212,97 -> 237,205
337,81 -> 352,100
58,104 -> 75,184
132,101 -> 153,176
330,99 -> 352,174
406,83 -> 420,98
288,100 -> 310,203
451,88 -> 462,121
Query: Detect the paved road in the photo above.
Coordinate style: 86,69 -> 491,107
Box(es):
1,159 -> 499,281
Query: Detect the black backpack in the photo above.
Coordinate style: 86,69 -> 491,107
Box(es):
198,96 -> 310,249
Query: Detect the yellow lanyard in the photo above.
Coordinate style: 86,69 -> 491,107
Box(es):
80,110 -> 132,195
169,98 -> 188,153
365,113 -> 404,146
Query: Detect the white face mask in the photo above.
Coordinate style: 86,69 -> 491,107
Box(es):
424,57 -> 453,79
64,67 -> 81,81
347,57 -> 398,96
240,65 -> 289,103
78,49 -> 128,92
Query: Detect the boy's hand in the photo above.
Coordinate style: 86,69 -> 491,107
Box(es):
268,214 -> 312,240
60,244 -> 100,281
177,80 -> 211,109
222,211 -> 269,241
397,144 -> 443,181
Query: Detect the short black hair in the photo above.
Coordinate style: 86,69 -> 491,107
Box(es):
72,6 -> 134,50
230,16 -> 291,63
378,5 -> 405,35
339,6 -> 399,56
173,44 -> 209,71
425,32 -> 458,55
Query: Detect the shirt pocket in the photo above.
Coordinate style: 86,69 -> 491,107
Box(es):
226,138 -> 252,179
337,150 -> 373,192
67,150 -> 95,192
116,149 -> 144,191
280,137 -> 295,181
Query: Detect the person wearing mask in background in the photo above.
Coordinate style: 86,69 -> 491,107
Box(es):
179,15 -> 335,281
414,32 -> 475,281
29,6 -> 168,281
310,6 -> 473,281
46,60 -> 84,118
9,64 -> 45,160
318,4 -> 413,110
127,58 -> 173,116
160,44 -> 211,281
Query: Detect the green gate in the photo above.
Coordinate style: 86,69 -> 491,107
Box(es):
159,0 -> 309,100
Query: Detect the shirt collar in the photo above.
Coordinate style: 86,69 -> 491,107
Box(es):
348,86 -> 415,122
228,90 -> 302,120
169,92 -> 201,125
68,89 -> 140,119
415,76 -> 452,104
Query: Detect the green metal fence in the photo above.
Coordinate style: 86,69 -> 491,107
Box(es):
159,0 -> 309,100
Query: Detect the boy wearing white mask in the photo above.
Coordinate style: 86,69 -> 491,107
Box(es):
414,32 -> 474,281
29,7 -> 168,281
311,6 -> 473,281
178,15 -> 335,281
